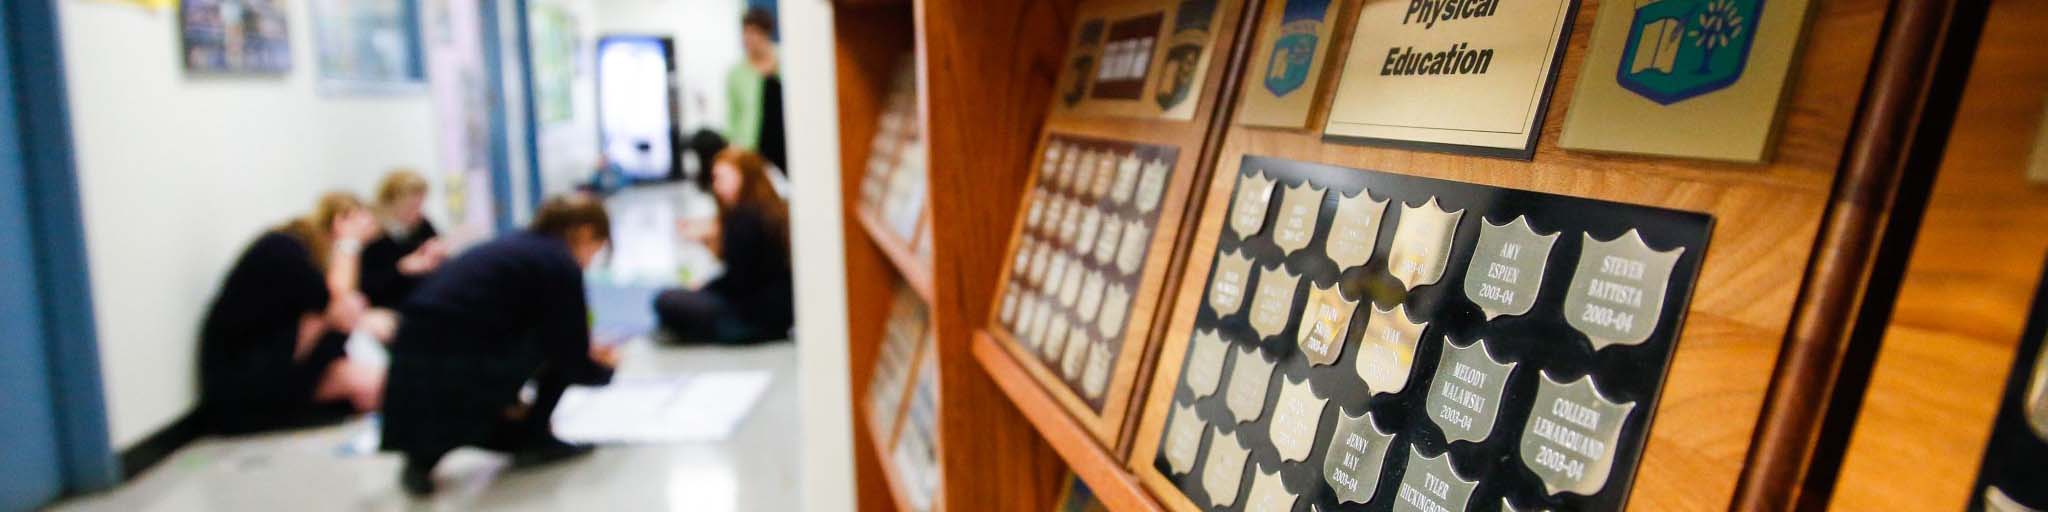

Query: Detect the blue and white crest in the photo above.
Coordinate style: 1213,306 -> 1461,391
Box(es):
1616,0 -> 1766,104
1262,0 -> 1330,97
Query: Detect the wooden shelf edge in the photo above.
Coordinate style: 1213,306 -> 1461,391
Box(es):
861,405 -> 925,512
855,207 -> 937,304
972,330 -> 1164,512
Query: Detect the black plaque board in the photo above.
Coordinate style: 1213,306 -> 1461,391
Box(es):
1152,155 -> 1713,511
1970,257 -> 2048,512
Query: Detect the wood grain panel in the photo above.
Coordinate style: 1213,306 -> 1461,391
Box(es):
1127,0 -> 1890,509
836,5 -> 917,511
917,0 -> 1080,509
1829,0 -> 2048,507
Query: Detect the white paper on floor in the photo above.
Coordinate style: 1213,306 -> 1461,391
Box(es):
550,371 -> 772,443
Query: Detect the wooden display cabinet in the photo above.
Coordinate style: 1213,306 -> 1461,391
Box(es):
831,0 -> 1991,509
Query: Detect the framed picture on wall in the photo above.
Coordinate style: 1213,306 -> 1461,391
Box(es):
179,0 -> 293,74
310,0 -> 426,92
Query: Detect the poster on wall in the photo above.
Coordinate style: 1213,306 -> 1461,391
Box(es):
423,0 -> 498,245
1557,0 -> 1814,162
530,5 -> 579,124
1320,0 -> 1577,159
311,0 -> 425,91
179,0 -> 293,74
1237,0 -> 1341,129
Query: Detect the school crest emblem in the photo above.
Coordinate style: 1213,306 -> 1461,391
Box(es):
1617,0 -> 1765,104
1263,0 -> 1331,96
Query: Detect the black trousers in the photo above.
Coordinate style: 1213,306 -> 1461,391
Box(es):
653,289 -> 776,344
402,366 -> 571,464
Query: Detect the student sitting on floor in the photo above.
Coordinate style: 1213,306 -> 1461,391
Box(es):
360,169 -> 447,309
381,193 -> 621,496
655,149 -> 793,344
197,192 -> 387,435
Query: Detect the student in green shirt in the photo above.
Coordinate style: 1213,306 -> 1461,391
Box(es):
726,8 -> 786,172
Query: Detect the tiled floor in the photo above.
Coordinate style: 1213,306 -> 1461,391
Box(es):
54,183 -> 801,511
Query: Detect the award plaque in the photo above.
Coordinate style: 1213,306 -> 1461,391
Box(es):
989,131 -> 1197,446
1969,258 -> 2048,511
1051,0 -> 1236,121
1132,155 -> 1712,511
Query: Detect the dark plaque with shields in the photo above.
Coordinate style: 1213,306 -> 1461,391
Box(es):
1147,155 -> 1711,510
1970,257 -> 2048,512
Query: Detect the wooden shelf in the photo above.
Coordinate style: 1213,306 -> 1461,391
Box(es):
861,405 -> 923,512
856,207 -> 936,304
973,330 -> 1162,512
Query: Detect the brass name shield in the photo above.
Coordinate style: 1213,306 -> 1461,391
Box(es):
1058,198 -> 1082,246
1136,157 -> 1171,214
1388,197 -> 1464,290
999,285 -> 1019,326
1111,151 -> 1141,205
1040,141 -> 1062,179
1426,338 -> 1519,443
1069,149 -> 1096,194
1029,298 -> 1055,357
1060,324 -> 1090,380
1245,462 -> 1299,512
1250,264 -> 1303,339
1519,371 -> 1637,496
1027,239 -> 1052,286
1326,188 -> 1390,270
1057,145 -> 1082,190
1394,446 -> 1477,512
1231,171 -> 1278,238
1209,248 -> 1256,317
1297,282 -> 1358,366
1272,182 -> 1327,254
1564,229 -> 1683,350
1356,303 -> 1427,395
1097,283 -> 1131,338
1026,191 -> 1047,231
1269,376 -> 1329,462
1116,218 -> 1150,275
1057,255 -> 1084,308
1463,216 -> 1559,320
1323,410 -> 1396,504
1226,345 -> 1277,423
1012,237 -> 1034,277
1093,214 -> 1123,266
1202,428 -> 1251,507
1088,149 -> 1116,201
1043,313 -> 1071,363
1011,293 -> 1035,344
1081,338 -> 1111,400
1074,207 -> 1102,253
1076,270 -> 1104,323
1162,401 -> 1205,475
1184,328 -> 1230,398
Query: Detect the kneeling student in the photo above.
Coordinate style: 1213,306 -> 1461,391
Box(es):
380,194 -> 620,495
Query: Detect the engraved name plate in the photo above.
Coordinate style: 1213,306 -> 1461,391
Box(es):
1029,297 -> 1056,357
1111,151 -> 1141,205
1070,149 -> 1096,193
1564,229 -> 1682,350
1394,446 -> 1477,512
1324,410 -> 1396,504
1057,256 -> 1085,308
1116,218 -> 1150,275
1162,401 -> 1205,475
1058,198 -> 1083,246
1093,214 -> 1123,266
2027,341 -> 2048,441
1074,207 -> 1102,252
1519,371 -> 1637,496
1028,240 -> 1052,286
1041,311 -> 1069,361
1089,149 -> 1117,201
1081,338 -> 1112,400
1012,293 -> 1037,342
1040,142 -> 1062,178
1326,188 -> 1389,270
1388,197 -> 1465,290
1098,283 -> 1131,338
1135,157 -> 1170,214
1184,328 -> 1230,398
1249,264 -> 1303,339
1245,463 -> 1298,512
1231,171 -> 1278,238
1000,285 -> 1019,326
1270,376 -> 1329,462
1463,216 -> 1559,320
1226,345 -> 1277,423
1297,282 -> 1358,366
1426,338 -> 1518,443
1061,324 -> 1090,379
1356,303 -> 1427,395
1076,270 -> 1105,323
1057,145 -> 1081,189
1202,428 -> 1251,507
1012,237 -> 1034,276
1272,182 -> 1327,254
1026,191 -> 1048,231
1209,248 -> 1256,317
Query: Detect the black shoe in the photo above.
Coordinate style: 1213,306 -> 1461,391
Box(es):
400,458 -> 436,496
509,437 -> 595,468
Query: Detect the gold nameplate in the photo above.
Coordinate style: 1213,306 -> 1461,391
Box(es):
1226,345 -> 1277,423
1272,181 -> 1327,254
1268,376 -> 1329,462
1231,170 -> 1279,238
1201,427 -> 1251,507
1162,401 -> 1205,475
1519,371 -> 1636,496
1356,303 -> 1427,395
1325,188 -> 1389,270
1209,247 -> 1257,317
1323,0 -> 1575,156
1244,462 -> 1298,512
1249,263 -> 1304,339
1388,198 -> 1464,290
1184,328 -> 1231,398
1297,282 -> 1358,366
1323,409 -> 1396,504
1463,215 -> 1559,320
1563,229 -> 1682,350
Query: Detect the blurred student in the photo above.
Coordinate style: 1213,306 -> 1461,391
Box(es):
360,170 -> 447,309
198,192 -> 386,435
382,194 -> 621,496
656,149 -> 793,343
727,8 -> 786,172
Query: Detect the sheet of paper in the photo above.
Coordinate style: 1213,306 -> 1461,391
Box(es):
551,371 -> 773,443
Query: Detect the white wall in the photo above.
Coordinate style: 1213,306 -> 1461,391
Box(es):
58,2 -> 440,448
531,0 -> 602,198
782,0 -> 854,510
